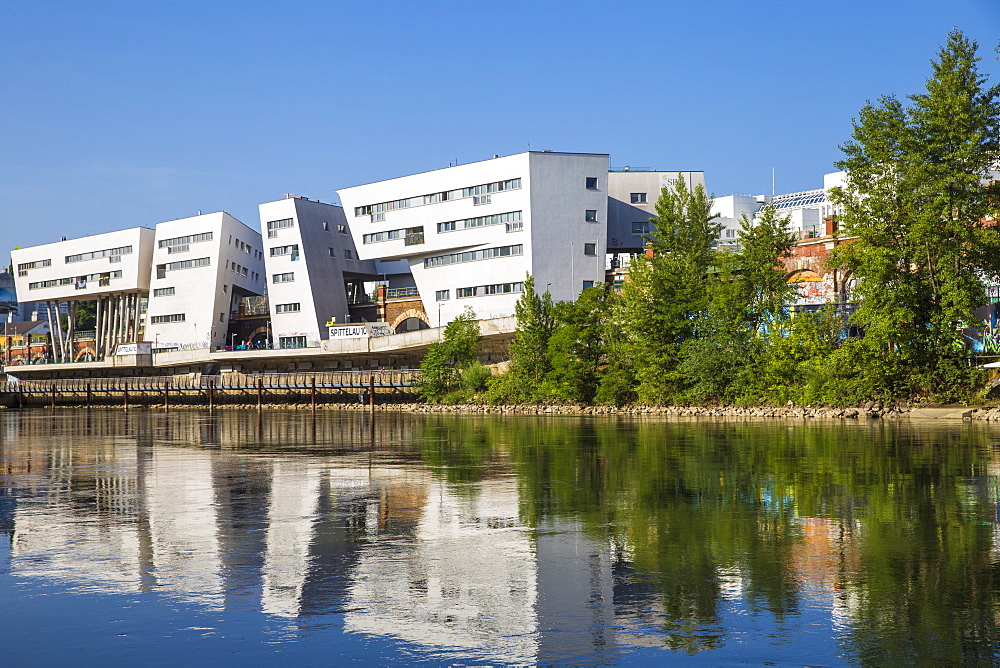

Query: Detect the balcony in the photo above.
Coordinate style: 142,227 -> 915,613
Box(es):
386,287 -> 419,300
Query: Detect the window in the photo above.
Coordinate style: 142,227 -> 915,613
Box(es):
354,178 -> 521,216
337,223 -> 347,234
273,272 -> 295,283
582,281 -> 595,289
66,245 -> 132,263
150,313 -> 185,324
266,218 -> 293,238
158,233 -> 211,250
424,244 -> 523,268
363,229 -> 403,244
436,290 -> 450,301
456,282 -> 524,298
630,192 -> 647,204
280,336 -> 307,349
724,229 -> 736,238
585,210 -> 597,222
220,313 -> 224,322
162,257 -> 210,272
152,287 -> 175,297
328,248 -> 336,257
223,284 -> 227,293
436,210 -> 522,233
322,221 -> 329,231
404,227 -> 424,246
18,259 -> 51,275
586,177 -> 598,189
275,303 -> 301,313
632,222 -> 650,235
270,244 -> 299,257
344,249 -> 354,259
584,243 -> 597,255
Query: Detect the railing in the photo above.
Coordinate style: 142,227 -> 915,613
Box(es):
404,232 -> 424,246
386,287 -> 419,299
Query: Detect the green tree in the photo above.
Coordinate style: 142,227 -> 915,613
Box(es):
829,30 -> 1000,400
617,175 -> 720,403
545,285 -> 613,403
415,307 -> 481,402
486,275 -> 555,403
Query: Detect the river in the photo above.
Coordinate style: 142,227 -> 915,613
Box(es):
0,408 -> 997,665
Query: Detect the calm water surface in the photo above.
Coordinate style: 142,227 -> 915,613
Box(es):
1,409 -> 999,665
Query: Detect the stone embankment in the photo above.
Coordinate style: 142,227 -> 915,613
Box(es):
323,400 -> 914,419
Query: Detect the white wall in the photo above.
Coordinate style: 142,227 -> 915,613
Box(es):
11,227 -> 155,303
259,196 -> 376,348
146,212 -> 265,350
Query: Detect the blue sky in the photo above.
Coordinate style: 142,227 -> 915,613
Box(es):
1,0 -> 998,255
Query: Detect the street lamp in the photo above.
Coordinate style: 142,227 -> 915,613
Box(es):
438,302 -> 442,328
267,320 -> 272,349
231,333 -> 237,350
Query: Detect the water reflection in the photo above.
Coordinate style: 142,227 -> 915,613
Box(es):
1,410 -> 1000,664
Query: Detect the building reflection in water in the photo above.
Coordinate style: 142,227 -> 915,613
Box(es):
2,410 -> 1000,664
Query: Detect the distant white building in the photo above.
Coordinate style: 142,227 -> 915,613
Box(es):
339,152 -> 616,326
146,212 -> 265,352
711,195 -> 766,250
258,196 -> 377,349
755,171 -> 846,239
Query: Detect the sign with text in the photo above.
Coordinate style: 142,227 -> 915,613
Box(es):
328,323 -> 393,339
114,343 -> 152,356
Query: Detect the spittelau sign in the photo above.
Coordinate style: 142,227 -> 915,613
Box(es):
114,343 -> 152,356
328,323 -> 392,339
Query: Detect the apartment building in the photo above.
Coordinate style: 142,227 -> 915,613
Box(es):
145,212 -> 265,352
338,152 -> 611,326
258,196 -> 377,349
10,228 -> 156,360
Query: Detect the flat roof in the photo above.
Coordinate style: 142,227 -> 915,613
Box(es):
337,150 -> 610,191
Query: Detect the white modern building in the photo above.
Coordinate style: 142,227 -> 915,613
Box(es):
606,169 -> 706,261
711,195 -> 766,250
756,171 -> 846,239
146,212 -> 265,352
338,152 -> 611,325
259,196 -> 377,349
10,227 -> 156,361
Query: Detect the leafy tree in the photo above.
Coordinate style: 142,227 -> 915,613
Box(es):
415,307 -> 481,402
829,30 -> 1000,400
486,275 -> 555,403
617,175 -> 720,403
545,285 -> 612,403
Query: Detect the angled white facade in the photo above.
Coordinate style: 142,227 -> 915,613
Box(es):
259,196 -> 376,349
338,152 -> 610,325
146,212 -> 265,351
10,227 -> 156,359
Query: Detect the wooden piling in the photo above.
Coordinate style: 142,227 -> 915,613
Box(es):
163,380 -> 169,410
311,377 -> 316,411
257,378 -> 263,409
86,382 -> 92,408
208,380 -> 214,410
123,381 -> 129,410
50,383 -> 56,409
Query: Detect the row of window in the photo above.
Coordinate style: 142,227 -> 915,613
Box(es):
17,259 -> 51,275
159,232 -> 212,248
275,303 -> 300,313
273,272 -> 294,283
424,244 -> 523,269
66,245 -> 132,263
453,282 -> 525,299
151,313 -> 185,324
354,178 -> 522,217
227,259 -> 257,281
29,270 -> 122,290
438,210 -> 522,232
270,244 -> 299,257
153,287 -> 175,297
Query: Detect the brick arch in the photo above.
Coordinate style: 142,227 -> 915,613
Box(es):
74,347 -> 96,362
390,309 -> 430,332
785,268 -> 823,283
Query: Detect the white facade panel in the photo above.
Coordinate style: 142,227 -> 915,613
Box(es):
338,152 -> 611,324
11,227 -> 155,302
146,212 -> 265,351
259,197 -> 376,349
